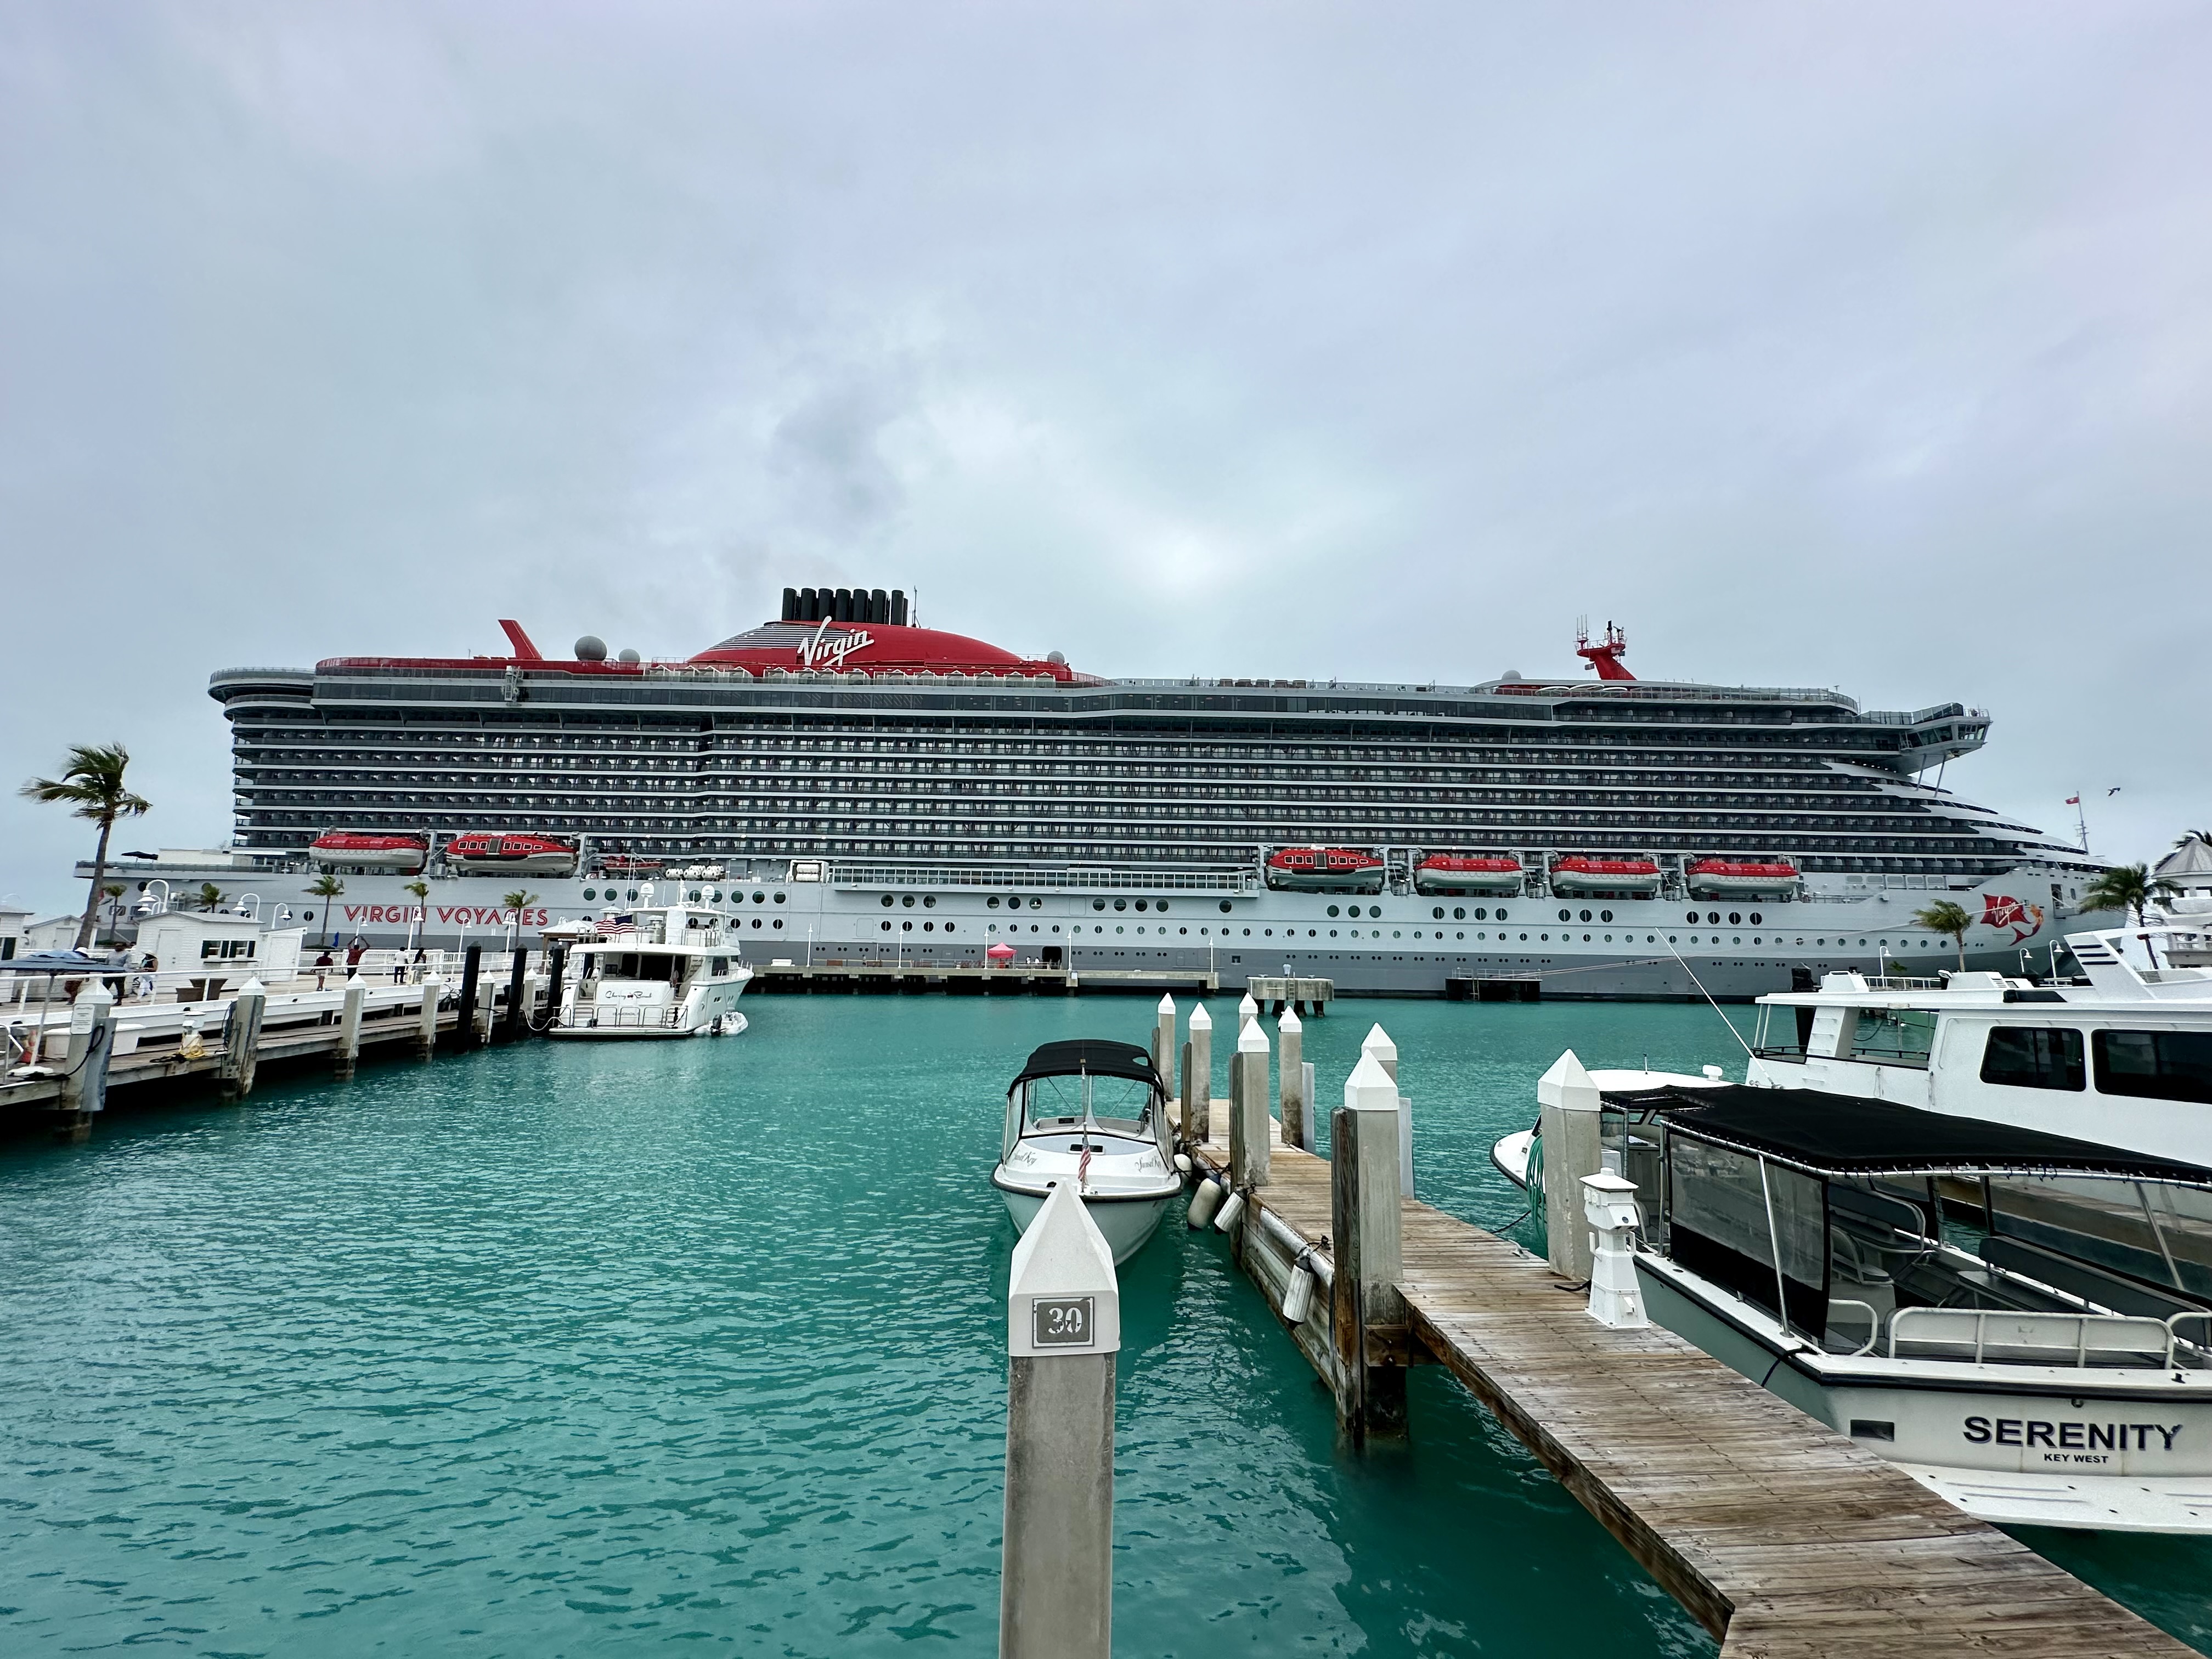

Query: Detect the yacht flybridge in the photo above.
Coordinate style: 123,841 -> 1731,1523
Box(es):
550,896 -> 752,1039
1533,1082 -> 2212,1533
991,1040 -> 1182,1265
1745,922 -> 2212,1165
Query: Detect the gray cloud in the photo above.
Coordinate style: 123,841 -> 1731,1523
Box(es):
3,1 -> 2208,911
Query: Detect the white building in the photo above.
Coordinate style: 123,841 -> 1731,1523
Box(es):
134,911 -> 305,988
0,904 -> 28,960
2155,834 -> 2212,899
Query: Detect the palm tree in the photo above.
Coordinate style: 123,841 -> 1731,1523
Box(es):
308,874 -> 346,946
20,742 -> 151,949
1913,900 -> 1974,972
2082,863 -> 2183,927
196,882 -> 229,912
2172,830 -> 2212,850
502,889 -> 539,949
403,879 -> 431,951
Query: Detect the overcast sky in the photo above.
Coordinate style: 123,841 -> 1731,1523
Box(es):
4,2 -> 2208,916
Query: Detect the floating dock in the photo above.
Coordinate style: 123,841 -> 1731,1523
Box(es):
1180,1107 -> 2193,1657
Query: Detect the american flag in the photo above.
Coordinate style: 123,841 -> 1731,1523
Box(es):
600,913 -> 637,936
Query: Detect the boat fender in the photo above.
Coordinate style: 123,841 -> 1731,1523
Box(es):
1213,1188 -> 1246,1234
1173,1152 -> 1192,1175
1186,1179 -> 1223,1229
1282,1252 -> 1316,1324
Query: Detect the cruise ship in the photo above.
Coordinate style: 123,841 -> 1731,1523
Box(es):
125,588 -> 2104,998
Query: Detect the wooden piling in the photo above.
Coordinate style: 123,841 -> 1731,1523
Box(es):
1362,1023 -> 1413,1198
416,973 -> 444,1060
1153,994 -> 1176,1099
336,977 -> 365,1080
1231,1019 -> 1270,1190
1277,1007 -> 1305,1149
56,980 -> 116,1141
1330,1054 -> 1407,1444
452,946 -> 483,1053
1185,1005 -> 1212,1144
501,949 -> 528,1043
219,978 -> 267,1102
1537,1049 -> 1604,1282
545,946 -> 567,1031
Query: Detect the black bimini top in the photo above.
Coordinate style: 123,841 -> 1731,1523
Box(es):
1013,1040 -> 1162,1092
1604,1083 -> 2212,1188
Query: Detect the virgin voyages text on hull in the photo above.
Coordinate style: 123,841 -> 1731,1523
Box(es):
168,591 -> 2104,998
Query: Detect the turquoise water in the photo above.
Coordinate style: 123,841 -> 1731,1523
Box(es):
0,996 -> 2203,1655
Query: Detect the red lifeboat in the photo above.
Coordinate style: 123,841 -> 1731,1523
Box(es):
1687,858 -> 1799,896
1414,855 -> 1523,895
596,854 -> 664,875
1266,847 -> 1386,893
1549,856 -> 1662,896
309,829 -> 428,874
443,831 -> 581,878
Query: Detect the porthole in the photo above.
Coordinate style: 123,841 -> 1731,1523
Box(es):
1432,907 -> 1444,920
1179,927 -> 1188,935
903,895 -> 916,908
1583,933 -> 1592,942
1243,928 -> 1252,937
1519,933 -> 1529,941
1541,933 -> 1550,941
1115,925 -> 1125,934
1219,901 -> 1232,913
582,887 -> 596,900
753,918 -> 763,929
1393,930 -> 1402,939
1707,912 -> 1719,924
1456,932 -> 1465,940
1750,912 -> 1763,925
755,892 -> 766,904
1135,899 -> 1149,912
881,921 -> 891,931
902,921 -> 913,931
1453,907 -> 1466,920
1329,929 -> 1338,938
1496,909 -> 1509,921
1472,907 -> 1486,920
1604,935 -> 1612,943
921,895 -> 934,908
1559,909 -> 1572,922
1600,910 -> 1613,923
988,897 -> 1001,909
1157,901 -> 1170,914
1579,909 -> 1593,922
924,921 -> 935,932
1685,911 -> 1699,924
1668,935 -> 1678,944
1328,905 -> 1340,917
945,923 -> 955,933
1114,899 -> 1127,911
1729,912 -> 1742,926
772,918 -> 782,929
710,889 -> 723,903
882,895 -> 894,907
1095,899 -> 1107,911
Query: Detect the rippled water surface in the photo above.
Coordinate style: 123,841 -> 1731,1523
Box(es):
0,995 -> 2202,1655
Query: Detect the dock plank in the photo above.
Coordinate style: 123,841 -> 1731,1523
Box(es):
1181,1120 -> 2190,1657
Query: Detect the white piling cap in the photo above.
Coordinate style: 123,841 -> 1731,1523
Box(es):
1189,1004 -> 1212,1030
1344,1051 -> 1397,1111
1158,992 -> 1176,1015
1237,1019 -> 1269,1054
1239,992 -> 1258,1018
1008,1182 -> 1121,1358
1536,1048 -> 1602,1113
1279,1006 -> 1302,1034
1361,1023 -> 1396,1058
238,977 -> 267,998
422,972 -> 445,989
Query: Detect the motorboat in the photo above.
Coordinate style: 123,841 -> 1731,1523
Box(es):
1742,922 -> 2212,1166
1414,854 -> 1523,895
1686,857 -> 1799,898
444,831 -> 582,877
991,1039 -> 1182,1265
1502,1075 -> 2212,1533
1266,847 -> 1385,893
551,900 -> 752,1038
1549,856 -> 1662,895
309,829 -> 428,873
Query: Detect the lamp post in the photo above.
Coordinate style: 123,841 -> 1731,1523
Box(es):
136,879 -> 171,917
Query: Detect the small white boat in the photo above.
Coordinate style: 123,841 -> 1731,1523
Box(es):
991,1039 -> 1183,1265
552,898 -> 752,1039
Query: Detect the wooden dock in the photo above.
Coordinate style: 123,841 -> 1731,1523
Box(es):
1180,1109 -> 2192,1658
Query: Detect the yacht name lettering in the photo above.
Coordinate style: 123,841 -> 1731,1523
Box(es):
1962,1417 -> 2181,1451
342,904 -> 550,927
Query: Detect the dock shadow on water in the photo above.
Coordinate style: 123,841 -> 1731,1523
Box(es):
1,996 -> 2203,1655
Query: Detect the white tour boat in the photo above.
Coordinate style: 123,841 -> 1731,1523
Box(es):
551,897 -> 752,1039
991,1039 -> 1183,1265
1499,1074 -> 2212,1533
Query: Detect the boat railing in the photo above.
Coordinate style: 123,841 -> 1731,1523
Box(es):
1887,1306 -> 2204,1369
570,1002 -> 685,1031
1827,1299 -> 1882,1357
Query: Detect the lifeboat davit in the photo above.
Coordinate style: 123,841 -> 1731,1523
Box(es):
309,829 -> 428,873
1687,858 -> 1799,896
444,831 -> 581,877
596,854 -> 664,875
1414,855 -> 1523,895
1266,847 -> 1385,893
1549,856 -> 1662,896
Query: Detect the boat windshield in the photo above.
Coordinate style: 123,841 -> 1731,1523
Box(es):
590,952 -> 682,983
1020,1072 -> 1155,1135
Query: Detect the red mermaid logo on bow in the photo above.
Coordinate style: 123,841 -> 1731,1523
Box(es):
1982,894 -> 2045,943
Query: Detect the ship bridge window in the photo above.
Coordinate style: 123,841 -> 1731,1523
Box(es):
1980,1028 -> 2085,1092
2092,1031 -> 2212,1104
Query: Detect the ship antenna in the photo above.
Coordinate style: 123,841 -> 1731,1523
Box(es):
1659,936 -> 1756,1068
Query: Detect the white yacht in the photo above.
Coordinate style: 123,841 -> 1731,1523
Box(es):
1741,921 -> 2212,1165
1509,1077 -> 2212,1533
991,1040 -> 1182,1265
551,898 -> 752,1039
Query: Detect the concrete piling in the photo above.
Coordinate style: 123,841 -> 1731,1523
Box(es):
1331,1053 -> 1408,1444
1231,1018 -> 1271,1190
1153,994 -> 1176,1098
1277,1007 -> 1305,1149
1000,1182 -> 1119,1659
1537,1049 -> 1605,1282
336,976 -> 365,1080
1362,1023 -> 1413,1198
1185,1005 -> 1212,1144
219,978 -> 267,1102
416,972 -> 444,1060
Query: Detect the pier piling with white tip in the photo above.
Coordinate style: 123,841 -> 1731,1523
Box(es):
56,979 -> 115,1140
1000,1181 -> 1118,1659
336,976 -> 365,1080
1331,1052 -> 1408,1443
1152,995 -> 1176,1099
1277,1007 -> 1305,1149
1184,1005 -> 1212,1144
1231,1018 -> 1271,1191
219,978 -> 267,1102
416,973 -> 444,1060
1536,1049 -> 1604,1282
